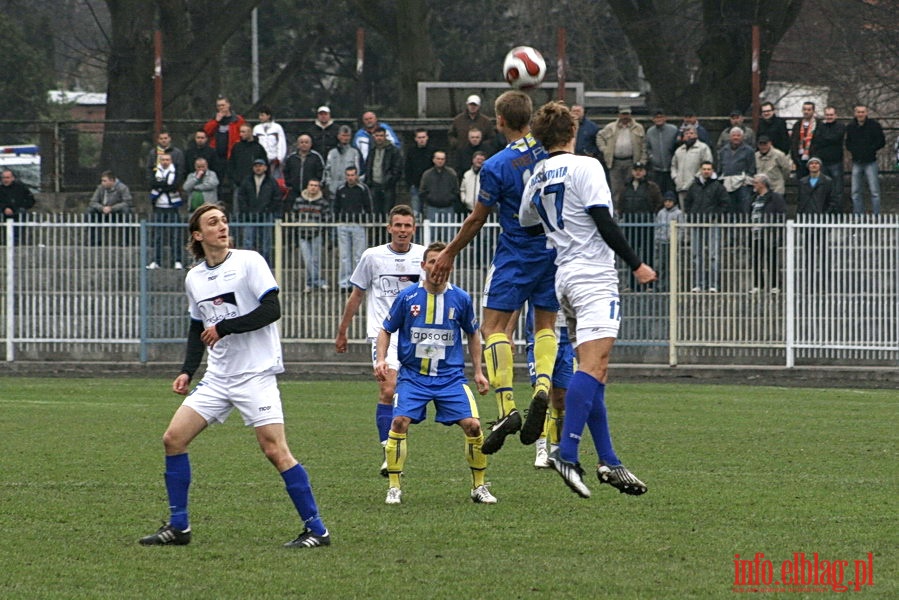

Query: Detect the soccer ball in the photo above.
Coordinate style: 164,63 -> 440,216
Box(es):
503,46 -> 547,89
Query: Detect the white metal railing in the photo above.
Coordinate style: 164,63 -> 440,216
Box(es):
3,214 -> 898,366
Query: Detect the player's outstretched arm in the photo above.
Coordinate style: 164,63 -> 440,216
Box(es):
335,287 -> 365,353
432,202 -> 492,282
588,206 -> 657,283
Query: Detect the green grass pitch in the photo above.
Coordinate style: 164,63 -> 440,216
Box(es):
0,377 -> 895,599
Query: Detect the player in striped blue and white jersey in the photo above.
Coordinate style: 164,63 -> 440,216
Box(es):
520,101 -> 656,499
375,242 -> 494,505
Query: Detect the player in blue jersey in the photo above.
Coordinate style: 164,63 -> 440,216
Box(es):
375,241 -> 494,505
139,205 -> 330,548
520,101 -> 655,498
432,90 -> 558,455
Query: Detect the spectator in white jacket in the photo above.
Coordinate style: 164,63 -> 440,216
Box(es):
253,106 -> 287,178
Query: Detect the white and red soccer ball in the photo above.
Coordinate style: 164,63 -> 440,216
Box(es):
503,46 -> 547,89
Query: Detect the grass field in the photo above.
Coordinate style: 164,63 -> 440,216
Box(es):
0,377 -> 895,599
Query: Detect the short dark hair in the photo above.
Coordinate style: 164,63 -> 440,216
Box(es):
100,170 -> 115,180
388,204 -> 415,225
258,105 -> 272,116
344,166 -> 358,174
495,90 -> 533,131
373,126 -> 386,135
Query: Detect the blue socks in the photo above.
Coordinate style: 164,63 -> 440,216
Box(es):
558,371 -> 620,466
376,403 -> 393,444
585,377 -> 621,467
281,464 -> 326,536
164,453 -> 191,531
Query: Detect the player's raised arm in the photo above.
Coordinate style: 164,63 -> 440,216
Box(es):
431,201 -> 492,283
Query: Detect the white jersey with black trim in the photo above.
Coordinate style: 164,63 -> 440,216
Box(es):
350,243 -> 426,339
520,153 -> 617,284
184,249 -> 283,377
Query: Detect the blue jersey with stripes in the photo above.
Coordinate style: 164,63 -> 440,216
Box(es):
382,281 -> 479,386
478,132 -> 549,250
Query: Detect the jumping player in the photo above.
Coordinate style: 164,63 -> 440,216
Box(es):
335,205 -> 425,475
520,101 -> 655,498
432,90 -> 557,454
139,204 -> 330,548
376,242 -> 494,505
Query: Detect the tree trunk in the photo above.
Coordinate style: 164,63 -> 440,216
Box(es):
100,1 -> 157,188
608,0 -> 803,115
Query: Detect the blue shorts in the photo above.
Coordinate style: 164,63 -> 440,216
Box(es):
482,235 -> 559,313
394,376 -> 479,425
527,341 -> 576,389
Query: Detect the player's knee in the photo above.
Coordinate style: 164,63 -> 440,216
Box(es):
459,418 -> 481,437
390,415 -> 410,433
162,429 -> 187,454
259,441 -> 293,469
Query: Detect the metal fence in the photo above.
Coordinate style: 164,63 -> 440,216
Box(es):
2,214 -> 898,366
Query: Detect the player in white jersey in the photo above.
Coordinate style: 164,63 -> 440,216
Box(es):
520,101 -> 656,499
335,205 -> 425,476
139,205 -> 330,549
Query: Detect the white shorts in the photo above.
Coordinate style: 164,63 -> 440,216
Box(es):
183,371 -> 284,428
370,334 -> 400,371
556,269 -> 621,348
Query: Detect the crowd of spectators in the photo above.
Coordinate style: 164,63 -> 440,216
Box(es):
3,96 -> 895,289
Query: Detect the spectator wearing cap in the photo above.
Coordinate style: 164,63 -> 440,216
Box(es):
755,135 -> 792,195
677,109 -> 712,147
228,123 -> 268,216
797,157 -> 840,215
309,105 -> 340,159
717,110 -> 756,157
353,111 -> 401,163
619,161 -> 661,290
654,190 -> 683,292
597,105 -> 646,205
237,158 -> 281,263
646,108 -> 679,195
448,94 -> 494,153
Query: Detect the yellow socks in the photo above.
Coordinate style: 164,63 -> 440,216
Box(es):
533,328 -> 558,396
465,434 -> 487,488
484,332 -> 516,416
385,431 -> 407,489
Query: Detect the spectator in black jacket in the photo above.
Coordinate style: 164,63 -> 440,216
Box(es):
283,134 -> 326,204
809,106 -> 846,204
334,166 -> 373,290
757,102 -> 790,155
0,168 -> 36,220
404,128 -> 434,217
685,161 -> 729,292
364,127 -> 403,216
749,174 -> 786,293
237,159 -> 281,264
419,151 -> 460,221
229,124 -> 267,216
845,104 -> 886,215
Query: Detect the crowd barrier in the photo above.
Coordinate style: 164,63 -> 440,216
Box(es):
2,214 -> 897,367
